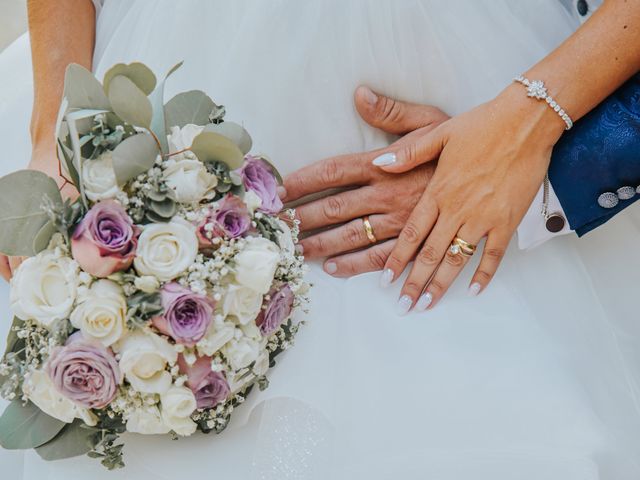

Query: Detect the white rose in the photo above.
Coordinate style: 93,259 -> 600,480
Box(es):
234,237 -> 280,294
70,279 -> 127,346
23,370 -> 97,426
243,189 -> 262,214
167,124 -> 204,155
115,331 -> 178,394
275,219 -> 296,259
125,405 -> 170,435
221,284 -> 263,325
134,218 -> 199,282
223,335 -> 261,371
82,151 -> 121,202
161,385 -> 197,436
134,275 -> 160,293
253,350 -> 270,377
163,159 -> 218,203
196,321 -> 235,356
10,249 -> 79,327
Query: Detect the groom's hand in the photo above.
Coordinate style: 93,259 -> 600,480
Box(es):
282,87 -> 449,277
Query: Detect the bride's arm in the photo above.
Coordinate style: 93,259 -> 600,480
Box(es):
0,0 -> 96,281
375,0 -> 640,311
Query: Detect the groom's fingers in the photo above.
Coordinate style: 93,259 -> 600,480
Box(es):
282,153 -> 370,202
295,186 -> 379,231
300,214 -> 400,259
323,239 -> 396,278
355,85 -> 450,136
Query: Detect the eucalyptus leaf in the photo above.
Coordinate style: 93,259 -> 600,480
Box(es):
57,139 -> 80,187
150,61 -> 184,153
2,316 -> 25,357
111,133 -> 159,185
0,170 -> 63,256
108,75 -> 153,128
32,221 -> 56,254
35,420 -> 100,461
204,122 -> 252,154
190,131 -> 244,169
103,62 -> 157,96
0,400 -> 66,450
165,90 -> 217,128
63,64 -> 110,110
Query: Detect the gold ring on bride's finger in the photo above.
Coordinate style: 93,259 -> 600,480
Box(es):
362,216 -> 377,243
449,236 -> 477,257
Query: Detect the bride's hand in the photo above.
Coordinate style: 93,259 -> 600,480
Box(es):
0,141 -> 77,281
375,84 -> 566,313
282,87 -> 449,276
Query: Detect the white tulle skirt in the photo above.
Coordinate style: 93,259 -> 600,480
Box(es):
1,1 -> 639,479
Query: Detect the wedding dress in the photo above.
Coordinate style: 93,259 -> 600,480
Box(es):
1,1 -> 639,479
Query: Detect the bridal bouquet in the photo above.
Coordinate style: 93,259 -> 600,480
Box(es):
0,62 -> 308,469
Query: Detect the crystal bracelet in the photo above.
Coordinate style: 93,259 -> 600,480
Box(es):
514,75 -> 573,130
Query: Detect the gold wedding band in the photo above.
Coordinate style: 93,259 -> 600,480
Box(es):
449,236 -> 477,257
362,216 -> 377,244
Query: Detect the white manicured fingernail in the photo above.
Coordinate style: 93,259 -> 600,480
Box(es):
295,244 -> 304,255
415,292 -> 433,311
325,262 -> 337,274
361,86 -> 378,105
277,186 -> 287,199
372,153 -> 396,167
397,295 -> 413,316
468,282 -> 482,296
380,268 -> 394,288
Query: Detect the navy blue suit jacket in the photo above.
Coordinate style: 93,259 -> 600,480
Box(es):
550,74 -> 640,236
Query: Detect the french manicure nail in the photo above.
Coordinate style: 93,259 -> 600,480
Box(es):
468,282 -> 482,296
325,262 -> 337,274
380,268 -> 394,288
295,244 -> 304,255
372,153 -> 396,167
415,292 -> 433,311
396,295 -> 413,316
277,186 -> 287,199
361,86 -> 378,105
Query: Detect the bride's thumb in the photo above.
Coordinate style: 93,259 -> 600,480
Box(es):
371,125 -> 447,173
354,85 -> 448,136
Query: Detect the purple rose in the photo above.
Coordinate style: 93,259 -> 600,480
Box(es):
239,156 -> 283,214
178,355 -> 230,409
197,195 -> 251,244
71,200 -> 140,278
46,333 -> 122,409
257,284 -> 294,336
152,283 -> 214,346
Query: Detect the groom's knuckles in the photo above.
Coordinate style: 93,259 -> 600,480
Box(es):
331,241 -> 394,276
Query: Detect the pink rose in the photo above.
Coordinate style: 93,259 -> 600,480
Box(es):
71,200 -> 140,277
178,354 -> 230,409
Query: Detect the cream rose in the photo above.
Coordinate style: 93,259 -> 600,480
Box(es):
23,370 -> 97,426
243,189 -> 263,214
125,405 -> 170,435
70,279 -> 127,346
160,385 -> 198,436
167,124 -> 204,156
134,275 -> 160,293
233,237 -> 280,294
134,218 -> 199,282
163,159 -> 218,203
196,321 -> 235,356
221,284 -> 263,325
223,335 -> 261,371
115,331 -> 177,394
10,249 -> 79,327
82,151 -> 121,202
275,219 -> 296,259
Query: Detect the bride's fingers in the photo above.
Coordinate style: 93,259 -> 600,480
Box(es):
0,255 -> 11,282
372,124 -> 448,173
323,239 -> 396,278
468,229 -> 511,295
295,187 -> 379,231
354,85 -> 449,136
300,214 -> 399,259
418,226 -> 484,311
9,256 -> 24,277
282,153 -> 371,203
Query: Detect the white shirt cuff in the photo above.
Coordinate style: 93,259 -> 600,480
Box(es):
517,182 -> 573,250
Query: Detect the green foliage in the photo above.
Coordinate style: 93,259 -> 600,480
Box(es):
150,61 -> 184,153
190,131 -> 244,170
0,400 -> 66,450
164,90 -> 220,128
0,170 -> 63,256
108,75 -> 153,128
111,133 -> 160,185
126,290 -> 164,329
204,121 -> 252,155
35,420 -> 101,461
62,64 -> 110,111
103,62 -> 157,96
